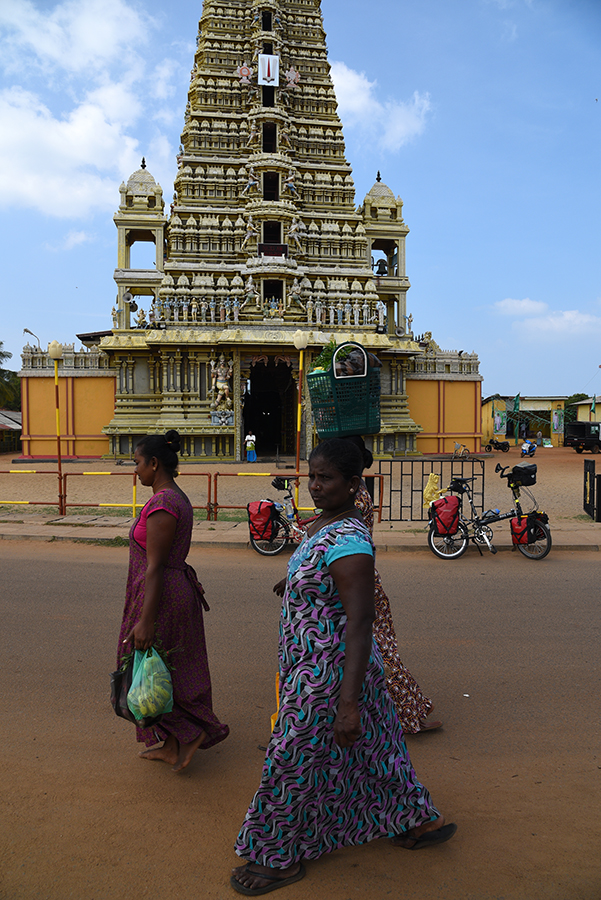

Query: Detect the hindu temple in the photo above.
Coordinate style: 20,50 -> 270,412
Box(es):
19,0 -> 482,460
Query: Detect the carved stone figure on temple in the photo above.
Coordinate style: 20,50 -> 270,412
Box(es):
242,275 -> 260,308
241,167 -> 259,196
287,216 -> 302,249
288,277 -> 305,310
210,354 -> 234,410
241,216 -> 259,249
283,170 -> 298,196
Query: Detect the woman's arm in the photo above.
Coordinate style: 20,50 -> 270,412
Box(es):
125,510 -> 177,650
328,554 -> 375,748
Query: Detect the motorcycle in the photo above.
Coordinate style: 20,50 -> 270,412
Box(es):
485,438 -> 510,453
521,439 -> 537,458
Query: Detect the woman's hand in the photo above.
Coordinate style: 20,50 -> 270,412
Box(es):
124,618 -> 155,651
273,578 -> 286,597
334,699 -> 362,748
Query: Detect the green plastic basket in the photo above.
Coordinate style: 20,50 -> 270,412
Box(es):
307,342 -> 381,438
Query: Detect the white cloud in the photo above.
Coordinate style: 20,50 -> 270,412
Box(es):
520,310 -> 601,337
151,59 -> 180,101
493,298 -> 601,341
494,297 -> 549,316
0,86 -> 141,217
44,230 -> 93,251
330,61 -> 431,152
0,0 -> 151,75
0,0 -> 181,217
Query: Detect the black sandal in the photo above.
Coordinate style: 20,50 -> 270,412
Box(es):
393,822 -> 457,850
231,862 -> 306,895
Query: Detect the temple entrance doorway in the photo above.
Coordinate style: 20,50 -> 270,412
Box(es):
244,359 -> 296,456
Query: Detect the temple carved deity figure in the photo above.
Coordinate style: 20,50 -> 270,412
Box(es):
210,354 -> 234,410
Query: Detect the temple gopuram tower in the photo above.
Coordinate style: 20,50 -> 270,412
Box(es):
92,0 -> 481,460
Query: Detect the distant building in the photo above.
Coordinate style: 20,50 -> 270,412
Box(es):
482,395 -> 567,447
0,409 -> 22,453
19,0 -> 482,460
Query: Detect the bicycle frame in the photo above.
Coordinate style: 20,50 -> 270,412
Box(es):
271,477 -> 320,544
458,483 -> 526,553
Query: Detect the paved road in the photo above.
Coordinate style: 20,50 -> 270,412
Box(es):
1,542 -> 599,900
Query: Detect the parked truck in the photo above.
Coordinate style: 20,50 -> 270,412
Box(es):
564,421 -> 601,453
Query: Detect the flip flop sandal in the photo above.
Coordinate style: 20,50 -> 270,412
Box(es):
231,862 -> 306,895
393,822 -> 457,850
417,719 -> 443,732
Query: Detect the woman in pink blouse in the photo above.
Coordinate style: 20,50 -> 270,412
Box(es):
117,430 -> 228,771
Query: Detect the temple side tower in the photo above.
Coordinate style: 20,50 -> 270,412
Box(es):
94,0 -> 480,460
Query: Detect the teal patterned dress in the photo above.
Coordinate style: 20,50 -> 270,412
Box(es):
235,517 -> 439,867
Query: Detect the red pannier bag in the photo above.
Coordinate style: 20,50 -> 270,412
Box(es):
510,516 -> 529,545
429,495 -> 460,535
247,500 -> 278,542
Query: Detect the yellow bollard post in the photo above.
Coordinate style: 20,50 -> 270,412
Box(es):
132,472 -> 137,519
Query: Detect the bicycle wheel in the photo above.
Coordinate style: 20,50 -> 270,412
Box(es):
517,521 -> 552,560
427,523 -> 469,559
250,516 -> 290,555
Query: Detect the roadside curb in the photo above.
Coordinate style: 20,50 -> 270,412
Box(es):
0,530 -> 597,552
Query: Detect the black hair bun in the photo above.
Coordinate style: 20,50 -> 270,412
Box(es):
165,429 -> 181,453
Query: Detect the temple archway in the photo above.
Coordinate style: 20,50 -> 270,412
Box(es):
244,359 -> 297,456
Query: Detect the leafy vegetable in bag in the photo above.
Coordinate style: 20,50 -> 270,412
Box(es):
127,647 -> 173,726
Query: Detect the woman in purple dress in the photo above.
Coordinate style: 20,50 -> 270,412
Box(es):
117,430 -> 228,772
231,439 -> 456,895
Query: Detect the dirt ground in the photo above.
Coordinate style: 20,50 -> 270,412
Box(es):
0,445 -> 593,522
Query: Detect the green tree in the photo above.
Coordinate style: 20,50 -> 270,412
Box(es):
0,342 -> 21,411
564,392 -> 588,424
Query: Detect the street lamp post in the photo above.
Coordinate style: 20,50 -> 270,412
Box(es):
23,328 -> 41,349
47,340 -> 65,515
293,330 -> 309,507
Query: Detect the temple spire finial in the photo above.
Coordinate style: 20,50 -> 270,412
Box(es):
376,171 -> 381,182
141,157 -> 146,169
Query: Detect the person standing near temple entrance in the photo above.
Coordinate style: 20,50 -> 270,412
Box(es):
244,431 -> 257,463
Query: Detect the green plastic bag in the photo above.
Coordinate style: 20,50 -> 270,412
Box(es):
127,647 -> 173,723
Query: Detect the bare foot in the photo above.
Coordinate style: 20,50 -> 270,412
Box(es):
392,814 -> 446,848
139,734 -> 179,765
231,862 -> 303,893
172,730 -> 207,773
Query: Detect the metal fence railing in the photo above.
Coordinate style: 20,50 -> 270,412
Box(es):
583,459 -> 601,521
212,472 -> 384,523
0,469 -> 62,511
375,458 -> 485,521
63,471 -> 213,520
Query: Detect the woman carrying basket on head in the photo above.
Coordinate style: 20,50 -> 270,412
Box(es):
231,438 -> 456,895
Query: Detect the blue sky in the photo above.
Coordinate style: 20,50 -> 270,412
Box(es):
0,0 -> 599,397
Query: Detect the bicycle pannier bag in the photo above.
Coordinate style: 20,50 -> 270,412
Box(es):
511,463 -> 537,486
510,516 -> 529,545
430,495 -> 460,536
247,500 -> 278,542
